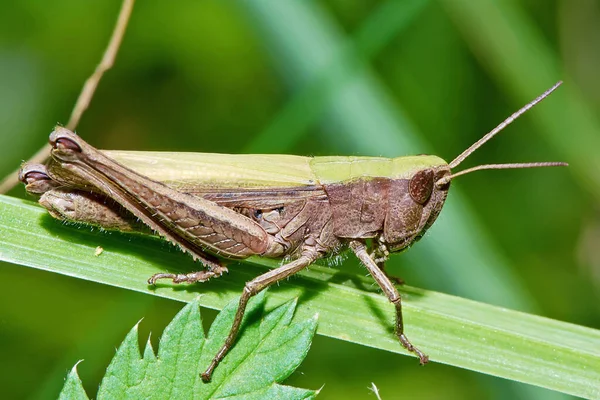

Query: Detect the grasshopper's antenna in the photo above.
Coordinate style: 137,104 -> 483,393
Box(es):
438,162 -> 567,185
449,81 -> 562,169
436,82 -> 567,187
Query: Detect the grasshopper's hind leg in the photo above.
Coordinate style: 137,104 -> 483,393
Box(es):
20,163 -> 61,195
350,240 -> 428,365
20,162 -> 228,284
48,128 -> 277,277
20,163 -> 144,231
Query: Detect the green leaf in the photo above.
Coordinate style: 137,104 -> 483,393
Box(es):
2,195 -> 600,399
58,363 -> 89,400
61,293 -> 317,399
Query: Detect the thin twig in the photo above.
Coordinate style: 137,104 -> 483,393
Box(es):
0,0 -> 135,194
66,0 -> 135,130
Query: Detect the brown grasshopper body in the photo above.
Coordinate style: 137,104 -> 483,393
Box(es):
20,83 -> 566,381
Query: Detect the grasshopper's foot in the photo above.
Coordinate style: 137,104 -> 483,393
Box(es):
148,265 -> 228,285
201,369 -> 213,383
399,333 -> 429,365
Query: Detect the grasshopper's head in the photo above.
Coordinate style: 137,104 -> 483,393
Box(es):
390,82 -> 568,252
382,157 -> 451,252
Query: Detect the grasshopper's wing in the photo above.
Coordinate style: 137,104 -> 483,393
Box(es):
104,151 -> 327,254
193,186 -> 327,208
104,151 -> 319,190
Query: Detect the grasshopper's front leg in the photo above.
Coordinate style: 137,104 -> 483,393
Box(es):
350,240 -> 428,365
368,238 -> 405,285
44,127 -> 284,284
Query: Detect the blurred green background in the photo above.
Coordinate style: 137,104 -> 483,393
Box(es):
1,0 -> 599,399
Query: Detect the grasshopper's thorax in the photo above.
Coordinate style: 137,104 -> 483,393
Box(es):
320,155 -> 451,253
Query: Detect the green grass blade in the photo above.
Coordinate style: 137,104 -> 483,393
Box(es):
1,195 -> 598,399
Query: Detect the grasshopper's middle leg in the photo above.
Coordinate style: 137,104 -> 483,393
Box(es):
350,240 -> 428,365
201,249 -> 319,382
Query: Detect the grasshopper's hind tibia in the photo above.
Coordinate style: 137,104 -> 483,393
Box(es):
20,162 -> 227,283
350,240 -> 428,365
22,128 -> 289,286
45,128 -> 283,272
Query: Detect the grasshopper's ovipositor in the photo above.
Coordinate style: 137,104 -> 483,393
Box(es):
19,82 -> 567,382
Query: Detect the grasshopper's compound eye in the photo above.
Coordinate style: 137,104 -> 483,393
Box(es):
409,169 -> 434,205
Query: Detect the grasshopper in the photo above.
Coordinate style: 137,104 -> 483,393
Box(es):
19,82 -> 566,381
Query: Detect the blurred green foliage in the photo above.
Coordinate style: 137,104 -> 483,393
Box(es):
0,0 -> 599,399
